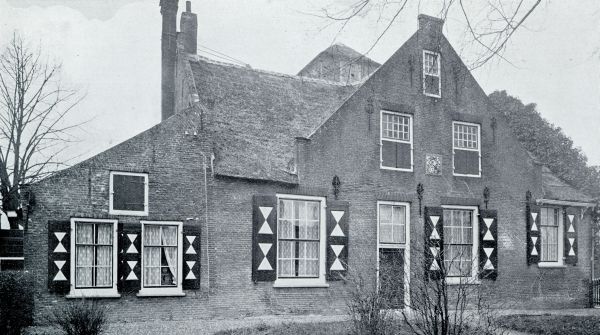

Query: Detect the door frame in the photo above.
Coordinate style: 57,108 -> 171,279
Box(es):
376,201 -> 411,308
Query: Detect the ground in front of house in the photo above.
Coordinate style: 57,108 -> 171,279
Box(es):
25,309 -> 600,335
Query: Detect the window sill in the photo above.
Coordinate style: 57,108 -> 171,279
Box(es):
109,210 -> 148,216
445,277 -> 480,286
453,173 -> 481,178
273,279 -> 329,288
537,262 -> 567,269
380,166 -> 414,172
66,291 -> 121,299
136,290 -> 186,297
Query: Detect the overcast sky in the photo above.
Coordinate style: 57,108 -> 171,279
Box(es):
0,0 -> 598,166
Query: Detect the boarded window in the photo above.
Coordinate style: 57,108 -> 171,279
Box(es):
453,122 -> 480,176
381,111 -> 412,170
110,172 -> 147,214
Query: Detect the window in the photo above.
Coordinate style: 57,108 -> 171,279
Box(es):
539,207 -> 563,265
109,171 -> 148,216
442,206 -> 478,282
452,121 -> 481,177
423,50 -> 441,97
377,202 -> 410,308
140,221 -> 183,296
380,110 -> 413,171
275,195 -> 326,287
69,218 -> 119,298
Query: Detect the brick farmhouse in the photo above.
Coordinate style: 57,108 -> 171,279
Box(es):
19,0 -> 598,322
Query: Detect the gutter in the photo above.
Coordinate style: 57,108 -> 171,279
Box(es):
536,199 -> 596,208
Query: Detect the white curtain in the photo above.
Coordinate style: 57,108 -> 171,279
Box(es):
143,225 -> 161,286
162,226 -> 178,285
76,224 -> 94,287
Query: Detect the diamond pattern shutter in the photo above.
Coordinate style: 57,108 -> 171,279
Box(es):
479,209 -> 498,280
182,224 -> 201,289
526,203 -> 541,265
424,207 -> 443,280
564,207 -> 578,265
252,194 -> 277,282
118,223 -> 141,293
326,200 -> 349,281
48,220 -> 71,293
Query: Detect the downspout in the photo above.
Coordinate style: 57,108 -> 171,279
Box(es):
201,152 -> 210,291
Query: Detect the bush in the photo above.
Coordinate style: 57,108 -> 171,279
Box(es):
0,270 -> 35,335
346,274 -> 393,335
49,299 -> 107,335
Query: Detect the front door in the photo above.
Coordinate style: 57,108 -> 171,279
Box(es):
377,201 -> 410,309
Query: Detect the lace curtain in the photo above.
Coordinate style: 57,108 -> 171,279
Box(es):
143,225 -> 177,287
75,223 -> 112,287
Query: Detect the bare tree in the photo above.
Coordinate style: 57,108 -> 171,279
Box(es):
0,33 -> 83,220
318,0 -> 542,70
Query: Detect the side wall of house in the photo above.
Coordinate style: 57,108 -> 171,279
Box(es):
299,29 -> 592,309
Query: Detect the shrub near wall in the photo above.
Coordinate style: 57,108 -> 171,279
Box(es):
0,271 -> 35,334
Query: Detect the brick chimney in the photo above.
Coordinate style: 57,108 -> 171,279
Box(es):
160,0 -> 178,121
180,1 -> 197,54
418,14 -> 444,36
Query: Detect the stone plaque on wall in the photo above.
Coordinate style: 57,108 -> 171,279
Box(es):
425,154 -> 442,175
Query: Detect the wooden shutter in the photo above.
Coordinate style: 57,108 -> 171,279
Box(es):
526,203 -> 541,265
118,223 -> 141,293
454,150 -> 479,175
48,220 -> 71,294
182,224 -> 201,289
326,200 -> 349,281
424,207 -> 443,280
252,194 -> 277,282
564,207 -> 578,265
479,210 -> 498,280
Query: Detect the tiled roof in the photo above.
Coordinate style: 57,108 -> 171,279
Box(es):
190,56 -> 358,183
541,166 -> 593,203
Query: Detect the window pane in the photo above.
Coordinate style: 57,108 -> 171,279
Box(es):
144,225 -> 161,245
162,226 -> 178,246
112,174 -> 146,211
143,224 -> 179,287
443,209 -> 475,278
96,224 -> 112,244
76,223 -> 94,244
381,113 -> 410,141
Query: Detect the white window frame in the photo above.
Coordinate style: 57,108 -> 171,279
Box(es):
109,171 -> 149,216
452,121 -> 482,178
423,50 -> 441,98
67,218 -> 120,298
376,201 -> 411,308
380,110 -> 414,172
538,207 -> 565,268
441,205 -> 479,285
138,221 -> 185,297
273,194 -> 328,288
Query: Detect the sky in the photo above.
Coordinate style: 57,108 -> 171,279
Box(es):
0,0 -> 598,166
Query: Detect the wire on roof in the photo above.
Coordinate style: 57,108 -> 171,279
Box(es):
197,44 -> 249,67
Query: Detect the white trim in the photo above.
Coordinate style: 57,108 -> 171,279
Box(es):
109,171 -> 149,216
138,221 -> 184,297
452,121 -> 481,178
0,257 -> 24,260
376,201 -> 411,308
379,110 -> 414,172
536,199 -> 596,208
274,194 -> 327,288
422,50 -> 441,98
440,205 -> 480,285
69,218 -> 120,298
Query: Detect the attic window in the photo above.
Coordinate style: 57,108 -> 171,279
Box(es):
109,171 -> 148,216
423,50 -> 441,97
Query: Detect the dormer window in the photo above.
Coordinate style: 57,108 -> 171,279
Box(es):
423,50 -> 441,97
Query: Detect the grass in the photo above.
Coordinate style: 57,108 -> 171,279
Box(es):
497,314 -> 600,335
214,321 -> 351,335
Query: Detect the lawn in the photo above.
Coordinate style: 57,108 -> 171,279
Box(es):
497,314 -> 600,335
214,321 -> 351,335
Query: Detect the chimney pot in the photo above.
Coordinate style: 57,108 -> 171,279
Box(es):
180,2 -> 198,54
186,1 -> 191,12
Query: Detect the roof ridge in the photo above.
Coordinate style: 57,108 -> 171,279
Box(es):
188,54 -> 363,87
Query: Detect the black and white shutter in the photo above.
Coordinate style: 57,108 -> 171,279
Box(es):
182,224 -> 201,289
478,209 -> 498,280
424,207 -> 443,280
526,203 -> 541,265
564,207 -> 578,265
118,223 -> 142,293
326,200 -> 349,281
252,194 -> 277,282
48,220 -> 71,294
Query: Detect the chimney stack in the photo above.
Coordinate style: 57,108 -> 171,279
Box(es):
160,0 -> 178,121
180,1 -> 198,54
418,14 -> 444,36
